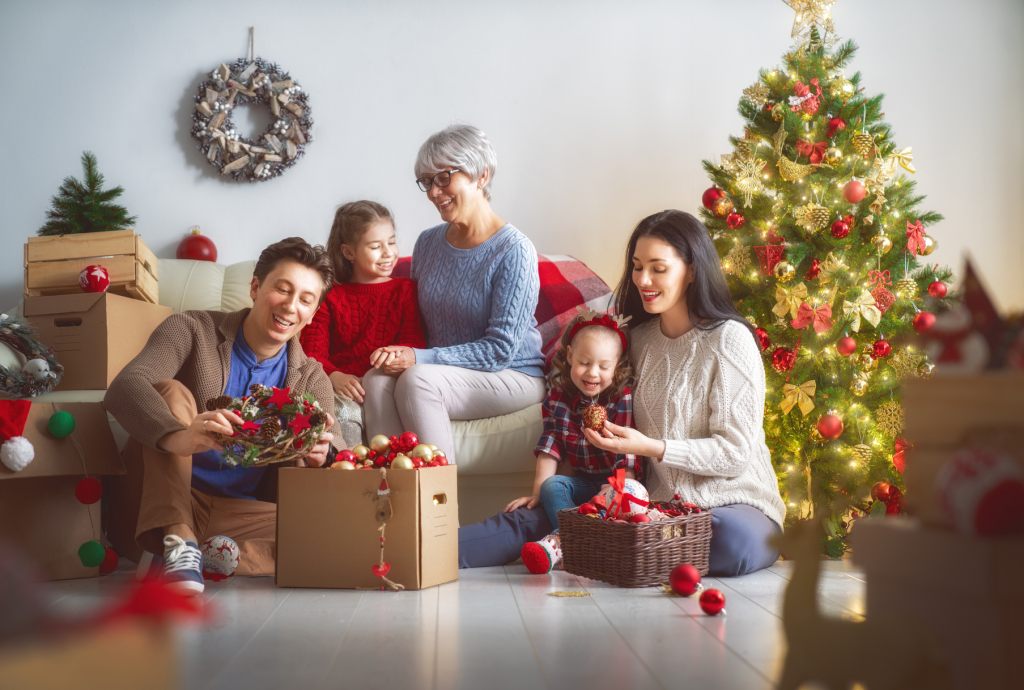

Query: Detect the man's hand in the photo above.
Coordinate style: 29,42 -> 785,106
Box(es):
330,371 -> 365,403
158,409 -> 244,456
297,413 -> 336,468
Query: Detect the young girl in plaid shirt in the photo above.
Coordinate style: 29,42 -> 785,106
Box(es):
505,310 -> 639,574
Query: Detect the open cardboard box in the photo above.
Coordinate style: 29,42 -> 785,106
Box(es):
0,402 -> 122,580
23,292 -> 171,391
276,466 -> 459,590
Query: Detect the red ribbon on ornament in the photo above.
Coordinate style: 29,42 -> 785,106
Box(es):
795,139 -> 827,164
906,220 -> 926,254
791,302 -> 833,334
605,468 -> 649,520
867,269 -> 892,290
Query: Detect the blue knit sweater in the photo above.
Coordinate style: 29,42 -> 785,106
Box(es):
411,223 -> 544,377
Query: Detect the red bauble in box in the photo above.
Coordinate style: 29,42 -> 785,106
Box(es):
830,219 -> 851,239
927,280 -> 948,298
398,431 -> 419,451
771,347 -> 797,372
913,311 -> 936,333
754,327 -> 771,352
699,588 -> 726,616
843,180 -> 867,204
836,336 -> 857,356
177,227 -> 218,262
872,339 -> 893,359
702,186 -> 724,210
816,412 -> 844,440
669,563 -> 702,596
726,212 -> 746,229
78,264 -> 110,293
337,449 -> 357,465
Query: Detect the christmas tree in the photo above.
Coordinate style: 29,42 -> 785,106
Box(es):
699,0 -> 953,555
38,151 -> 136,236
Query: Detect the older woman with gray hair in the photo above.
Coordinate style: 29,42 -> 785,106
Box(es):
362,124 -> 545,464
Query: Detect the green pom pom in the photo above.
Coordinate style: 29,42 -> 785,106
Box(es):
47,410 -> 76,438
78,540 -> 105,568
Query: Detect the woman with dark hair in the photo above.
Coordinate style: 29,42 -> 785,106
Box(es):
583,209 -> 785,576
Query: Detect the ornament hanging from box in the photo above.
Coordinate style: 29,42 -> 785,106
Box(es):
190,28 -> 313,182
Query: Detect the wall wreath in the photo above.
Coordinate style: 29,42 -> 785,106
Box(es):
190,49 -> 313,182
0,313 -> 63,398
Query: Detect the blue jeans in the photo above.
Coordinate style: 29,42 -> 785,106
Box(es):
458,502 -> 781,575
538,473 -> 608,531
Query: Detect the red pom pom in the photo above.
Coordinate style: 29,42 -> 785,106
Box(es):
805,258 -> 822,280
771,347 -> 796,372
816,413 -> 844,440
913,311 -> 936,333
100,546 -> 119,575
669,563 -> 701,596
872,339 -> 892,359
726,212 -> 746,229
754,327 -> 771,352
75,476 -> 103,504
843,180 -> 867,204
830,219 -> 851,239
836,336 -> 857,356
78,265 -> 110,293
927,281 -> 948,299
701,187 -> 724,210
699,588 -> 726,615
177,228 -> 218,262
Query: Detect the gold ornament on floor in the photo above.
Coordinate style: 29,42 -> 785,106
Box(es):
850,374 -> 870,396
778,156 -> 816,182
851,132 -> 875,158
743,82 -> 771,107
774,261 -> 797,283
851,443 -> 873,463
875,400 -> 905,438
871,233 -> 893,255
824,146 -> 843,164
794,203 -> 831,233
895,277 -> 918,300
919,236 -> 937,256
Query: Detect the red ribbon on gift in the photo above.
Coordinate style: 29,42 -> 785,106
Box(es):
906,220 -> 926,254
605,468 -> 649,520
791,302 -> 833,334
795,139 -> 827,164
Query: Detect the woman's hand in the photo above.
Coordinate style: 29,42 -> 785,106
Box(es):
583,421 -> 666,460
297,413 -> 336,468
159,409 -> 244,456
330,371 -> 365,403
370,346 -> 416,375
504,495 -> 540,512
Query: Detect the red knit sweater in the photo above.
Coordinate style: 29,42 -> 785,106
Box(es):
300,278 -> 426,377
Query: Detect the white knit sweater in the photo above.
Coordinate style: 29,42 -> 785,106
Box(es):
631,318 -> 786,528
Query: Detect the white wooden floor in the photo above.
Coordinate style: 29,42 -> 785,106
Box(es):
42,560 -> 866,690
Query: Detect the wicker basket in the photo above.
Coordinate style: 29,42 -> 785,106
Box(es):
560,508 -> 712,587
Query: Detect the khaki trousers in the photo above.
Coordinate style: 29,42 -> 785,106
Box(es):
108,380 -> 277,576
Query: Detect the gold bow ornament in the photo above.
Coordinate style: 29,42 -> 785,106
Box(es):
780,380 -> 817,416
773,282 -> 808,319
842,289 -> 882,332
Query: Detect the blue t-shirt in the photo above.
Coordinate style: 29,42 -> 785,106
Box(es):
191,331 -> 289,499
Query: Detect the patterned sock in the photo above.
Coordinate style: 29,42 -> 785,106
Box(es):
520,533 -> 562,574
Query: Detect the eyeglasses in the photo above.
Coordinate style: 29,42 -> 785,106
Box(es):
415,168 -> 460,192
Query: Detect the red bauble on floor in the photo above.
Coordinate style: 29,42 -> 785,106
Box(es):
669,563 -> 702,597
699,588 -> 726,616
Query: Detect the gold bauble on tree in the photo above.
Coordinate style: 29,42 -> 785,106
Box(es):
855,346 -> 878,372
774,261 -> 797,283
871,233 -> 893,255
919,235 -> 937,256
895,277 -> 918,300
824,146 -> 843,164
830,77 -> 855,103
772,103 -> 786,121
850,374 -> 870,397
917,360 -> 936,378
712,195 -> 735,218
851,443 -> 873,463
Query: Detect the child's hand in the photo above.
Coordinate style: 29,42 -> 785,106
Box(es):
504,495 -> 540,512
330,372 -> 365,403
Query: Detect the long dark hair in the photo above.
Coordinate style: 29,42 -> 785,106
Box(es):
326,200 -> 394,284
613,209 -> 752,334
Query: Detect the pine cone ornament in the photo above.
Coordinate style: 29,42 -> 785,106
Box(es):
260,417 -> 281,439
206,395 -> 233,411
851,132 -> 875,158
309,413 -> 324,427
582,404 -> 607,430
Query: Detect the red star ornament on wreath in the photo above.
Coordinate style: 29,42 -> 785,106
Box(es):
289,413 -> 311,435
266,386 -> 292,408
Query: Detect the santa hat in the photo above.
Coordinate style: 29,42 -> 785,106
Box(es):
0,399 -> 33,472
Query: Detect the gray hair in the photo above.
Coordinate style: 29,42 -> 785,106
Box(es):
415,124 -> 497,199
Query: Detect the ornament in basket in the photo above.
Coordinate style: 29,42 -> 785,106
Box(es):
205,384 -> 328,466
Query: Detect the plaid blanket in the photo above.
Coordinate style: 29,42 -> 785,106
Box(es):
394,254 -> 611,359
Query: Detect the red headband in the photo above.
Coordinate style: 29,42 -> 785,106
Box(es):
568,313 -> 628,350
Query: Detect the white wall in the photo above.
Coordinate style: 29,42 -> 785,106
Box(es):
2,0 -> 1022,312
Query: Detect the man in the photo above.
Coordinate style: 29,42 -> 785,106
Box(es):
105,237 -> 338,593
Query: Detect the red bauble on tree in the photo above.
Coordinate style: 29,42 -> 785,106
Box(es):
836,336 -> 857,356
816,412 -> 844,440
927,280 -> 948,298
726,212 -> 746,229
702,186 -> 724,210
805,257 -> 822,280
871,481 -> 894,503
754,327 -> 771,352
913,311 -> 936,333
177,227 -> 218,262
771,347 -> 797,372
699,588 -> 726,616
843,180 -> 867,204
78,265 -> 110,293
826,117 -> 847,138
830,219 -> 851,239
872,338 -> 893,359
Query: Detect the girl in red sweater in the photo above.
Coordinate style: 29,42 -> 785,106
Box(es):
301,200 -> 426,446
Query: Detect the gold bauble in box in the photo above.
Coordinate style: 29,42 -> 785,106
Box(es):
895,277 -> 918,300
825,147 -> 843,164
712,195 -> 735,218
352,444 -> 370,460
391,454 -> 415,469
871,233 -> 893,255
774,261 -> 797,283
410,443 -> 434,462
369,434 -> 391,452
919,235 -> 937,256
331,460 -> 356,470
850,374 -> 870,397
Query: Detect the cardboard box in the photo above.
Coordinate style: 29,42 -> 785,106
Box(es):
24,229 -> 159,304
23,293 -> 171,391
0,402 -> 122,580
850,518 -> 1024,690
276,466 -> 459,590
902,374 -> 1024,527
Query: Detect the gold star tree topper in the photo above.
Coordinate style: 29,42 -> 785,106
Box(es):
783,0 -> 837,39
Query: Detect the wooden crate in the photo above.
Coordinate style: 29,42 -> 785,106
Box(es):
24,229 -> 158,304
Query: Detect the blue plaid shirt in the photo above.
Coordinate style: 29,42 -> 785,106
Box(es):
534,387 -> 639,476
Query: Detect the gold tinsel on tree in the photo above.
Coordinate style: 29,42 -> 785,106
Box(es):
699,1 -> 954,555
